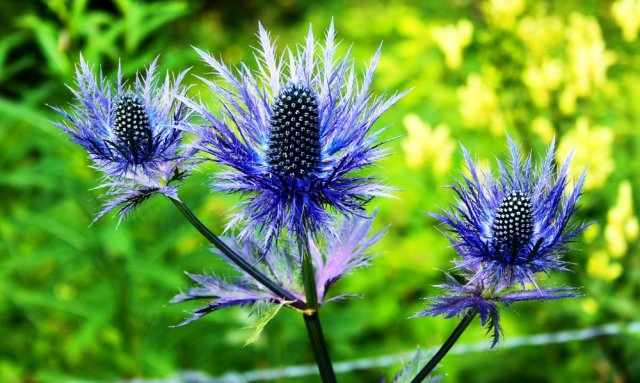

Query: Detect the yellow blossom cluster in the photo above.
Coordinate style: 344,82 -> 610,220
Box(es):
515,8 -> 617,115
454,2 -> 617,140
401,114 -> 455,177
517,13 -> 564,59
482,0 -> 526,29
522,59 -> 563,108
584,225 -> 622,282
530,116 -> 555,144
587,181 -> 639,281
565,13 -> 617,98
586,249 -> 623,281
611,0 -> 640,42
457,73 -> 505,135
432,20 -> 473,70
604,181 -> 639,257
557,118 -> 614,191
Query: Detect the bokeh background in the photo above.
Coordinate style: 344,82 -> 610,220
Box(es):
1,0 -> 639,382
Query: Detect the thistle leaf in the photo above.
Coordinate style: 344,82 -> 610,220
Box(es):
392,349 -> 444,383
244,302 -> 285,346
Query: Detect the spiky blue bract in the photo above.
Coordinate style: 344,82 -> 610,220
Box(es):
416,138 -> 586,347
182,22 -> 404,244
435,138 -> 586,286
52,56 -> 195,221
413,272 -> 580,347
171,212 -> 382,325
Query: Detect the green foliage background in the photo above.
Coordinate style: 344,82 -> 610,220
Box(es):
1,0 -> 639,382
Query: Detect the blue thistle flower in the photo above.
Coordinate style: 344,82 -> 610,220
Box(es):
171,213 -> 383,325
52,57 -> 194,221
415,138 -> 587,347
435,138 -> 586,286
181,22 -> 404,244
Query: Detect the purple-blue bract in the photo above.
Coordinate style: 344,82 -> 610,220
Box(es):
181,22 -> 404,245
52,57 -> 194,221
414,139 -> 586,347
171,212 -> 383,325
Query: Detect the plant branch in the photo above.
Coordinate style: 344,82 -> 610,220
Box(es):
303,310 -> 337,383
298,235 -> 337,383
411,310 -> 478,383
169,197 -> 305,310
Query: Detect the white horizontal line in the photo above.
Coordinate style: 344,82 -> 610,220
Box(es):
94,321 -> 640,383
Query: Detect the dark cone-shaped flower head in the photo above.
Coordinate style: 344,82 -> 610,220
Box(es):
491,190 -> 534,263
112,94 -> 153,164
52,57 -> 195,221
182,22 -> 405,245
267,84 -> 321,178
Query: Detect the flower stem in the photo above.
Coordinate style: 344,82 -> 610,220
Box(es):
303,310 -> 337,383
410,310 -> 477,383
298,236 -> 337,383
299,236 -> 318,308
169,197 -> 305,310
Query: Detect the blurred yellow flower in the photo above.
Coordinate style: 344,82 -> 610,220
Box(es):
558,86 -> 578,116
522,58 -> 563,107
586,249 -> 623,280
483,0 -> 526,29
458,74 -> 504,135
611,0 -> 640,42
557,117 -> 614,190
432,20 -> 473,70
566,13 -> 616,97
582,223 -> 600,244
581,297 -> 599,315
605,181 -> 639,257
530,116 -> 555,144
401,114 -> 455,177
517,13 -> 564,58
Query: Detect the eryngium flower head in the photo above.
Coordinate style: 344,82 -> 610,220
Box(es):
171,213 -> 383,325
182,22 -> 404,244
434,138 -> 586,286
415,138 -> 587,347
52,57 -> 193,220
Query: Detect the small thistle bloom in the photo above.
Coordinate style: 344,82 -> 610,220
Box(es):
52,57 -> 193,220
414,139 -> 586,346
172,213 -> 383,325
436,138 -> 586,286
182,22 -> 404,244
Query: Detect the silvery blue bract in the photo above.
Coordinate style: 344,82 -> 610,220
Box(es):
53,57 -> 195,221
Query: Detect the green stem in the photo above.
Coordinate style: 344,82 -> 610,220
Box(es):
299,236 -> 318,309
169,197 -> 305,310
303,311 -> 337,383
298,235 -> 337,383
411,310 -> 477,383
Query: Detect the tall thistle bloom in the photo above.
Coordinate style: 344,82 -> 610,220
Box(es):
52,57 -> 194,220
414,139 -> 586,346
172,213 -> 383,325
183,23 -> 404,244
